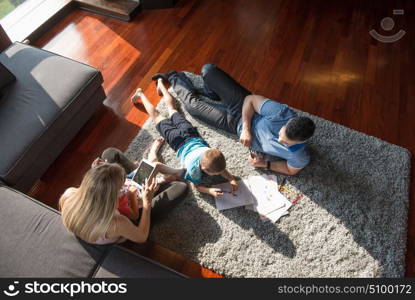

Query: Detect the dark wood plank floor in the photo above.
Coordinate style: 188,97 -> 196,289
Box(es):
31,0 -> 415,277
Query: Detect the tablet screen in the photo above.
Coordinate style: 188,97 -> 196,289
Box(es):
133,160 -> 155,187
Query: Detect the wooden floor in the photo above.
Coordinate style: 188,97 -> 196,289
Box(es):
31,0 -> 415,277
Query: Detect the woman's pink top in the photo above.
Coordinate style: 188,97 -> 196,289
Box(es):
117,178 -> 142,218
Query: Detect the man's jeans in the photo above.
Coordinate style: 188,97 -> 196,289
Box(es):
169,64 -> 251,135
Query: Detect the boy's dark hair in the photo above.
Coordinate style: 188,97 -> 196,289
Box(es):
285,117 -> 315,142
201,149 -> 226,173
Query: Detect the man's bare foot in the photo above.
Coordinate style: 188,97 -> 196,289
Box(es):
157,78 -> 172,96
148,137 -> 165,162
151,71 -> 177,82
156,79 -> 176,107
156,78 -> 164,96
131,88 -> 144,104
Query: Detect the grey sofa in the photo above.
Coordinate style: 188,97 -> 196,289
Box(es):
0,185 -> 185,278
0,42 -> 105,192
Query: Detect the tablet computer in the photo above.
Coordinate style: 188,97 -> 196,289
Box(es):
132,159 -> 157,189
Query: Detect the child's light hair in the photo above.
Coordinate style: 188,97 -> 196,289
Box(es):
60,163 -> 125,243
200,149 -> 226,174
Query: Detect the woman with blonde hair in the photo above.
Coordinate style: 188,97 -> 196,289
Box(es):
60,159 -> 187,244
60,162 -> 156,244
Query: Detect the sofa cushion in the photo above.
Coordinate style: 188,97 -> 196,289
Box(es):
0,42 -> 104,187
0,62 -> 15,91
0,186 -> 108,277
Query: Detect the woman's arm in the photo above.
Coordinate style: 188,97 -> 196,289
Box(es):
113,208 -> 151,243
113,178 -> 158,243
127,186 -> 141,220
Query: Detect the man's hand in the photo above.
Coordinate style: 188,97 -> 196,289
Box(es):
208,188 -> 224,197
229,179 -> 239,195
239,128 -> 252,147
248,154 -> 266,168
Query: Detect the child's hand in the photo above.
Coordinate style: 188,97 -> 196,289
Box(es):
208,188 -> 224,197
229,179 -> 239,194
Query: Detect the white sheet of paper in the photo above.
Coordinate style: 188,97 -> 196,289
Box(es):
263,208 -> 290,223
213,175 -> 292,223
213,180 -> 254,211
246,175 -> 292,219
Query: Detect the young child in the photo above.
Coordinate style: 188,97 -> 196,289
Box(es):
131,78 -> 238,197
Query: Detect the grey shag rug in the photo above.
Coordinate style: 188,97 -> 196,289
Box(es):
125,73 -> 411,277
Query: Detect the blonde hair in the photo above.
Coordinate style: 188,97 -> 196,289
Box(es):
200,149 -> 226,173
60,163 -> 125,243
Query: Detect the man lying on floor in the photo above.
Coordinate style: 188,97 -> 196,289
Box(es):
152,64 -> 316,175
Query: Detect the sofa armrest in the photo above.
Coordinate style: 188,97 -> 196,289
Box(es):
0,42 -> 105,191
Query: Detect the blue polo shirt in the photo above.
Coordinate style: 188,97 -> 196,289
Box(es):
176,137 -> 210,184
237,99 -> 310,169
